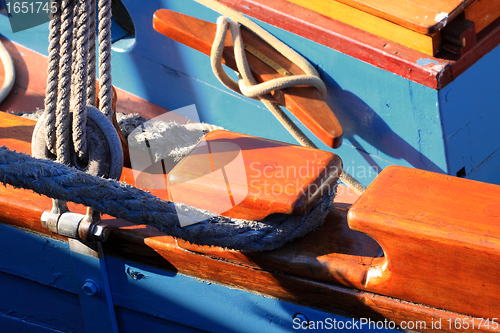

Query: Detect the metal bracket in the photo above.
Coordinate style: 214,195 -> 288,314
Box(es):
69,239 -> 119,333
41,210 -> 110,242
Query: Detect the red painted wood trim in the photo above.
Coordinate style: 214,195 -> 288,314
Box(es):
217,0 -> 500,90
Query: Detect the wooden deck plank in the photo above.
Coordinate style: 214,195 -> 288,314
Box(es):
465,0 -> 500,33
286,0 -> 441,55
288,0 -> 475,34
219,0 -> 500,89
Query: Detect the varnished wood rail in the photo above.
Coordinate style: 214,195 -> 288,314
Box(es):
349,165 -> 500,321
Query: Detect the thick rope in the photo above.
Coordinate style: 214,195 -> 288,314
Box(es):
40,0 -> 120,219
55,0 -> 74,165
209,16 -> 326,99
197,0 -> 326,98
87,0 -> 97,106
0,147 -> 335,251
71,0 -> 90,161
98,0 -> 113,119
43,0 -> 61,155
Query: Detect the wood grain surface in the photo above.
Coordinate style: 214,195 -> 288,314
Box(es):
349,165 -> 500,321
465,0 -> 500,33
168,130 -> 342,220
322,0 -> 475,34
286,0 -> 442,55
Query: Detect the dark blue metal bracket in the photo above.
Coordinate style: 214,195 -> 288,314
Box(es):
69,239 -> 119,333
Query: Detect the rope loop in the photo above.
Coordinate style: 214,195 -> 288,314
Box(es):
35,0 -> 122,220
32,106 -> 123,180
210,15 -> 327,99
198,0 -> 366,195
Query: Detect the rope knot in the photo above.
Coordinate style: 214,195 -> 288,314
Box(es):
210,13 -> 327,99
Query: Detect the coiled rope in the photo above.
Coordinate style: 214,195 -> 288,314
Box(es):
196,0 -> 366,194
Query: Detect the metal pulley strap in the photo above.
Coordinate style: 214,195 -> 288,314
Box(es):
32,107 -> 123,180
32,106 -> 123,241
42,210 -> 110,242
44,0 -> 113,157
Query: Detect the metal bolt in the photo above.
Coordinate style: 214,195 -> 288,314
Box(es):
126,267 -> 145,280
40,210 -> 60,233
92,224 -> 110,242
82,279 -> 100,296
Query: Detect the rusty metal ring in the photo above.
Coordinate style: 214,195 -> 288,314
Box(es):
31,106 -> 123,180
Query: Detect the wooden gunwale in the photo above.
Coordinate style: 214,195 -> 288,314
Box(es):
217,0 -> 500,89
0,112 -> 498,332
0,155 -> 492,332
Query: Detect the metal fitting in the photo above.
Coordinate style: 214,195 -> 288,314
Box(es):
40,210 -> 110,242
82,279 -> 100,296
293,313 -> 310,326
90,223 -> 110,242
41,210 -> 60,234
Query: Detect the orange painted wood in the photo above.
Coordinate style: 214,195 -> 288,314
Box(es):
301,0 -> 476,34
465,0 -> 500,33
153,9 -> 344,149
286,0 -> 443,55
167,130 -> 342,220
105,217 -> 499,333
0,112 -> 498,331
349,165 -> 500,321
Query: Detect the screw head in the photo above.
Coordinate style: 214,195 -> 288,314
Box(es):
82,280 -> 100,296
